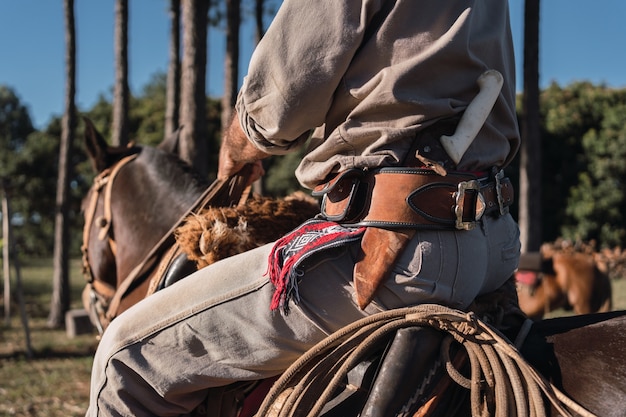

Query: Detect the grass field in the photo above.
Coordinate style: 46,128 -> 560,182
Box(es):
1,257 -> 626,416
1,258 -> 97,417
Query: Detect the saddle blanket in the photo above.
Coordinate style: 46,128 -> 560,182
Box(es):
266,219 -> 365,313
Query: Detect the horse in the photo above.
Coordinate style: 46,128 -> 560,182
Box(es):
515,251 -> 613,320
80,119 -> 319,332
80,120 -> 207,331
81,120 -> 626,416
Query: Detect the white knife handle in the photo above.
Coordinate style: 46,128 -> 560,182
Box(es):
440,70 -> 503,165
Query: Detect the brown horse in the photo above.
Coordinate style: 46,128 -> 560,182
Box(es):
81,119 -> 318,332
81,121 -> 626,417
80,120 -> 209,331
516,251 -> 612,320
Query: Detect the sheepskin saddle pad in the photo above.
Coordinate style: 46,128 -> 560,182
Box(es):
175,191 -> 321,269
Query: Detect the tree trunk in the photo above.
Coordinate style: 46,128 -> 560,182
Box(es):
2,184 -> 32,357
2,183 -> 11,326
251,0 -> 267,195
48,0 -> 76,328
111,0 -> 129,146
519,0 -> 542,253
165,0 -> 181,136
221,0 -> 240,133
254,0 -> 266,43
179,0 -> 209,177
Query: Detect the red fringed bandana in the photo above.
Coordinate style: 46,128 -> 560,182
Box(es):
266,219 -> 366,314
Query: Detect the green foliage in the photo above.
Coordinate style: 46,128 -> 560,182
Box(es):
540,82 -> 626,247
0,86 -> 35,179
562,103 -> 626,246
10,129 -> 59,255
131,72 -> 168,146
0,109 -> 90,256
82,72 -> 223,180
0,86 -> 52,255
1,74 -> 229,257
263,150 -> 308,197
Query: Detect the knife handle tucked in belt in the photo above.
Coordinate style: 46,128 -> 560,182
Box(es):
440,69 -> 503,165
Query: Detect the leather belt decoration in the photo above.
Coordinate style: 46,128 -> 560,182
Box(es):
313,167 -> 513,231
312,167 -> 514,309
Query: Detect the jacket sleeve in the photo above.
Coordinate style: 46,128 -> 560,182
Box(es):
236,0 -> 380,154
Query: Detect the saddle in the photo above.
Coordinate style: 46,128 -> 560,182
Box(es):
193,318 -> 461,417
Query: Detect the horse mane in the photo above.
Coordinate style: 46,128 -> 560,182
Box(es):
137,145 -> 209,204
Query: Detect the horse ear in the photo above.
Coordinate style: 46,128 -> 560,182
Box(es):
83,117 -> 110,173
158,126 -> 183,156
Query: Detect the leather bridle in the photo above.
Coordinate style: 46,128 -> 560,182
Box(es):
81,153 -> 139,333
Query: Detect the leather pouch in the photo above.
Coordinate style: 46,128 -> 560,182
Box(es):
312,169 -> 369,223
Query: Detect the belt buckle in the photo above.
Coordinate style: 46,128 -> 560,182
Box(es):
494,170 -> 509,216
454,180 -> 486,230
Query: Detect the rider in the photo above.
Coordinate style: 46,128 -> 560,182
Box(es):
86,1 -> 522,415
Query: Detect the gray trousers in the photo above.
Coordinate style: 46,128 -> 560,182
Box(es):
86,214 -> 520,416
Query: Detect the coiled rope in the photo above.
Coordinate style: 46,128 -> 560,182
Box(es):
256,304 -> 597,417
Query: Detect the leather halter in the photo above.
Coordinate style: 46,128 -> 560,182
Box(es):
81,153 -> 138,333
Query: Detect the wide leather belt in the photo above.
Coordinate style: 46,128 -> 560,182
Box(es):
313,167 -> 513,231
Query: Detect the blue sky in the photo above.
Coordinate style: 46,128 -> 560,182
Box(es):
1,0 -> 626,129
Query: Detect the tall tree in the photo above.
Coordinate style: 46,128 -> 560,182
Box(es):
254,0 -> 266,43
0,87 -> 34,189
0,87 -> 34,323
518,0 -> 541,253
111,0 -> 129,146
221,0 -> 240,133
250,0 -> 270,194
2,179 -> 11,325
165,0 -> 181,136
48,0 -> 77,328
179,0 -> 209,176
539,83 -> 626,248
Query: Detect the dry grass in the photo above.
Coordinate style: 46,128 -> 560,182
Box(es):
0,350 -> 93,417
1,257 -> 625,416
1,258 -> 97,417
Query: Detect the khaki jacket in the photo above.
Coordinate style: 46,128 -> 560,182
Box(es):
236,0 -> 519,189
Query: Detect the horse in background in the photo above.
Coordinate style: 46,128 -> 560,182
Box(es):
516,244 -> 613,320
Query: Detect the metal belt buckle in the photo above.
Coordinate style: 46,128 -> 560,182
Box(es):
454,180 -> 486,230
495,169 -> 509,215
